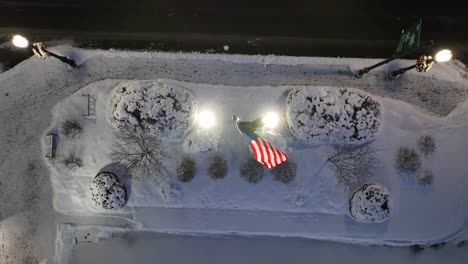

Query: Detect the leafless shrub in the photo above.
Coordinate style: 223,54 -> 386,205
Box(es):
327,145 -> 378,188
63,153 -> 82,170
271,160 -> 297,183
395,147 -> 421,173
208,155 -> 228,179
177,156 -> 196,182
108,125 -> 167,178
240,158 -> 264,184
417,170 -> 434,185
61,120 -> 83,138
418,135 -> 436,156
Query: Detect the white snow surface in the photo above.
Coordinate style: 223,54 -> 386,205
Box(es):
285,87 -> 381,144
2,46 -> 468,263
350,183 -> 391,223
183,130 -> 222,153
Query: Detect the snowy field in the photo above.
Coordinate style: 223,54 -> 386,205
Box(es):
1,46 -> 468,263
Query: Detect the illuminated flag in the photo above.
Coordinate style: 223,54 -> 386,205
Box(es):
233,115 -> 288,169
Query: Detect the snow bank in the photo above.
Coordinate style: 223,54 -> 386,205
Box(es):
90,172 -> 127,210
349,183 -> 391,223
285,87 -> 382,145
110,81 -> 197,141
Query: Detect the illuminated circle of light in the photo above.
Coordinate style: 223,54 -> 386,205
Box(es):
198,110 -> 216,128
12,35 -> 29,48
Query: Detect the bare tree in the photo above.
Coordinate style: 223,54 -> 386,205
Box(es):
177,155 -> 196,182
63,153 -> 83,170
395,147 -> 421,173
271,160 -> 297,184
208,155 -> 228,179
109,125 -> 167,178
61,120 -> 83,138
418,135 -> 436,156
240,158 -> 264,184
327,145 -> 378,189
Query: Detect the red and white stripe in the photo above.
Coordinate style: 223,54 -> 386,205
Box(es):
249,137 -> 288,169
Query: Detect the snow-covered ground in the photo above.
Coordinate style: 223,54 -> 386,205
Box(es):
1,46 -> 468,263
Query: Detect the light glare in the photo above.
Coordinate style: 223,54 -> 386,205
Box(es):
198,111 -> 215,128
434,49 -> 452,63
12,35 -> 29,48
262,112 -> 279,129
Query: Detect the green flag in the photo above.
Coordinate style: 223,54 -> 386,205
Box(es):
394,19 -> 422,57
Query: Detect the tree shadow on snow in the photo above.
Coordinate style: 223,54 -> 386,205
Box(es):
99,162 -> 133,201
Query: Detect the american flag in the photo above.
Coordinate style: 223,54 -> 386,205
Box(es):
249,137 -> 288,169
234,115 -> 288,169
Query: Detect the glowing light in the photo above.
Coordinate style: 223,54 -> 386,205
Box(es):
262,112 -> 279,129
198,110 -> 215,128
434,49 -> 452,63
12,35 -> 29,48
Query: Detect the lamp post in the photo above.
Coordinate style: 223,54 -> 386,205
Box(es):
354,19 -> 427,78
10,34 -> 78,68
32,42 -> 78,68
387,49 -> 452,79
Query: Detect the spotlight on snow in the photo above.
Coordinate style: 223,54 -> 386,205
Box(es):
12,35 -> 29,48
434,49 -> 452,63
198,110 -> 215,128
262,112 -> 279,129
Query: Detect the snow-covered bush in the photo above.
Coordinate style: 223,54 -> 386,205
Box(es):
327,145 -> 378,189
90,172 -> 127,210
61,120 -> 82,138
62,153 -> 82,170
240,158 -> 264,184
177,156 -> 196,182
417,170 -> 434,185
109,125 -> 166,178
418,135 -> 436,156
285,87 -> 381,144
110,81 -> 197,140
271,160 -> 297,183
395,147 -> 421,173
208,155 -> 228,179
349,183 -> 391,223
183,131 -> 221,153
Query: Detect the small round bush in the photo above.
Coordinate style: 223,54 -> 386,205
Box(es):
418,135 -> 436,156
271,160 -> 297,183
90,172 -> 127,210
395,147 -> 421,173
240,158 -> 264,184
208,155 -> 228,179
177,156 -> 196,182
417,170 -> 434,185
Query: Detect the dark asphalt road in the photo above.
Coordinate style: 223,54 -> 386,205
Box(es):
1,1 -> 467,69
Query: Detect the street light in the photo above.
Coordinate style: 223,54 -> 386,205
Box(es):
388,49 -> 452,79
11,35 -> 29,48
197,110 -> 216,128
262,112 -> 279,129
